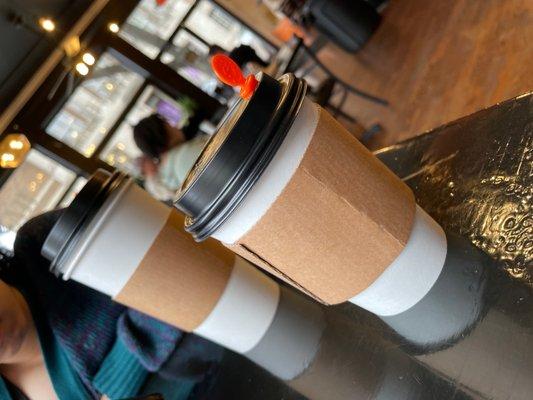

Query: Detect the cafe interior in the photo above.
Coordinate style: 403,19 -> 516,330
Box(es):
0,0 -> 531,399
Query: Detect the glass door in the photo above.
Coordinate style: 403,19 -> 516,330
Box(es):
0,150 -> 78,251
45,52 -> 145,158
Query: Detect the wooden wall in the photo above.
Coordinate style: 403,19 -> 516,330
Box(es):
315,0 -> 533,147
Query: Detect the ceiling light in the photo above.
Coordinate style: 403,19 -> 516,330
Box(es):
75,62 -> 89,76
82,52 -> 96,66
0,134 -> 31,168
108,22 -> 120,33
39,17 -> 56,32
8,140 -> 24,150
1,153 -> 15,163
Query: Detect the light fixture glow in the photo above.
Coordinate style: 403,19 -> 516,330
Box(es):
0,134 -> 31,168
63,36 -> 81,57
9,140 -> 24,150
82,52 -> 96,66
84,144 -> 96,157
75,62 -> 89,76
1,153 -> 15,163
39,17 -> 56,32
108,22 -> 120,33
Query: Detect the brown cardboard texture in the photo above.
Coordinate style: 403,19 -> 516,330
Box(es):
228,106 -> 415,305
116,210 -> 234,331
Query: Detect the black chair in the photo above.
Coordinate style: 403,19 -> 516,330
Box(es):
278,0 -> 381,53
282,38 -> 386,143
305,0 -> 381,52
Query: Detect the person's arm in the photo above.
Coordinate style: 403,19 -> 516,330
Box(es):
158,331 -> 223,383
15,212 -> 180,395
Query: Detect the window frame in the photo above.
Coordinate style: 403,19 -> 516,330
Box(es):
2,0 -> 277,179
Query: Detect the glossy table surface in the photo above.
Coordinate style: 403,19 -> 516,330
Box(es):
207,93 -> 533,399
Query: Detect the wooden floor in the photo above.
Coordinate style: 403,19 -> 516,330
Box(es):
315,0 -> 533,149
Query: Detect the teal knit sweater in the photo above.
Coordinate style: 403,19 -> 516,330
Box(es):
1,211 -> 222,399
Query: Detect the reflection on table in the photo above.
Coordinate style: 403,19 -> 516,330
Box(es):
205,93 -> 533,399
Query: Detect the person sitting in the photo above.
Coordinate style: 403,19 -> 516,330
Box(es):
229,44 -> 269,69
0,210 -> 222,399
209,44 -> 269,75
133,114 -> 209,201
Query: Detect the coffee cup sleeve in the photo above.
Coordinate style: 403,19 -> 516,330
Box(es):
218,106 -> 417,305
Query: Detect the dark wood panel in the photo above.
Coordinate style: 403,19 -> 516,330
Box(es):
107,35 -> 223,117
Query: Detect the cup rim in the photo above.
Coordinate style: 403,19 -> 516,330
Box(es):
42,170 -> 129,276
174,73 -> 307,241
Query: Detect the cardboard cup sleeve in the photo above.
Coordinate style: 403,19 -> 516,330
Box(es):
115,210 -> 234,331
226,107 -> 416,305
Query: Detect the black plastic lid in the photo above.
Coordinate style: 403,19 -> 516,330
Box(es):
174,72 -> 307,241
42,169 -> 128,275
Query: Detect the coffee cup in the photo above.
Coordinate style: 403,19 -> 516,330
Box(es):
41,169 -> 328,383
175,72 -> 447,317
42,170 -> 281,354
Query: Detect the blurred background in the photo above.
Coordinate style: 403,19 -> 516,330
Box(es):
0,0 -> 531,255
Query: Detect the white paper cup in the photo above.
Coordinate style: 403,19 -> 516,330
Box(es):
42,171 -> 280,354
175,73 -> 447,316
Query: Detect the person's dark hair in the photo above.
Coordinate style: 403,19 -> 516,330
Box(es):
208,45 -> 225,57
133,114 -> 169,160
0,252 -> 16,285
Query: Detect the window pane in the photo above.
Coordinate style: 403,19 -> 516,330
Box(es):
100,85 -> 195,176
59,176 -> 88,208
0,150 -> 76,251
184,0 -> 276,60
46,52 -> 144,158
119,0 -> 195,58
161,30 -> 220,96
